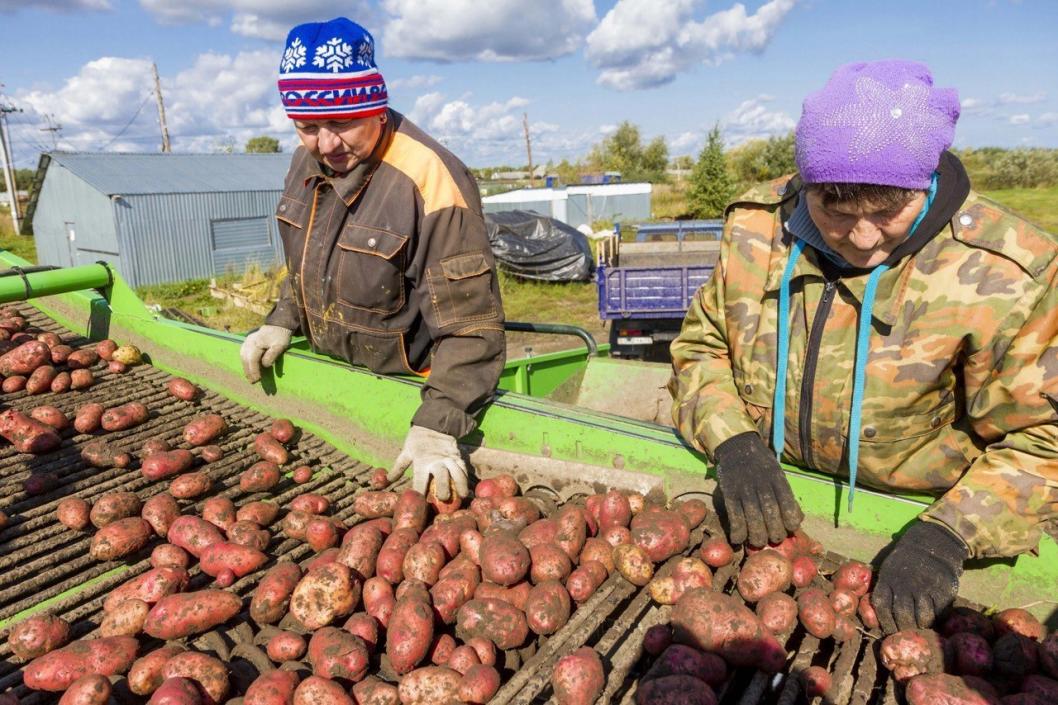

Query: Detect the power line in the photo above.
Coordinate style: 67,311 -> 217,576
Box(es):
100,92 -> 153,150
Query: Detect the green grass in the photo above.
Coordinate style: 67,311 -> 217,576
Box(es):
0,210 -> 37,263
982,186 -> 1058,233
136,277 -> 265,334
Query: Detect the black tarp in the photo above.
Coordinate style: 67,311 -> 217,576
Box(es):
484,210 -> 594,282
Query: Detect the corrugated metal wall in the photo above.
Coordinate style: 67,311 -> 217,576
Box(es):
32,164 -> 120,270
115,191 -> 284,287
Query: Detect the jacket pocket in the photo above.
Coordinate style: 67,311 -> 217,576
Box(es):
735,375 -> 774,438
427,252 -> 499,328
276,195 -> 308,228
336,224 -> 408,314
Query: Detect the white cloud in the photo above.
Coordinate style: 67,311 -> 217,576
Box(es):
667,131 -> 702,154
1009,113 -> 1031,125
997,91 -> 1046,105
721,95 -> 795,144
381,0 -> 597,61
138,0 -> 376,40
1037,112 -> 1058,127
387,75 -> 443,92
0,0 -> 110,12
586,0 -> 796,90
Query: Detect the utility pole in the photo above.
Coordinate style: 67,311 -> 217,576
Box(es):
522,113 -> 534,187
40,114 -> 62,150
152,62 -> 171,153
0,95 -> 21,233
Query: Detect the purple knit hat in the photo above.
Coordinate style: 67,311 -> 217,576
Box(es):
795,60 -> 960,189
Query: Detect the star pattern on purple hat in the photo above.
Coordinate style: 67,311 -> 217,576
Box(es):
822,76 -> 953,164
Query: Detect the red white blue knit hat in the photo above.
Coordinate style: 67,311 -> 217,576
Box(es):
278,18 -> 388,121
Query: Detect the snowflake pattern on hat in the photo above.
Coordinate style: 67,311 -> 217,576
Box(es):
313,37 -> 354,73
823,76 -> 953,164
280,38 -> 307,73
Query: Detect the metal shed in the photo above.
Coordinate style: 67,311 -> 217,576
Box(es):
482,183 -> 651,229
23,152 -> 291,288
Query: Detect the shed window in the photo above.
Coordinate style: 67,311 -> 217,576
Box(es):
210,217 -> 277,275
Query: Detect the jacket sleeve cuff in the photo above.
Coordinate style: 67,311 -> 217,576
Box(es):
411,400 -> 477,439
265,301 -> 301,333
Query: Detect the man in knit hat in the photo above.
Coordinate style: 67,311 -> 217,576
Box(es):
241,18 -> 505,501
669,60 -> 1058,632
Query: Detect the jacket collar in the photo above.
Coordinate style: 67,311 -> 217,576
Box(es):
301,110 -> 396,205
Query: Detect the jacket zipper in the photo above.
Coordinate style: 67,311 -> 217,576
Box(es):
798,278 -> 836,468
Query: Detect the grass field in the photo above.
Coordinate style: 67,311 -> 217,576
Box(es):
0,183 -> 1053,356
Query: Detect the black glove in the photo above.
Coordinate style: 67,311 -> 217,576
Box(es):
872,520 -> 969,634
712,431 -> 804,547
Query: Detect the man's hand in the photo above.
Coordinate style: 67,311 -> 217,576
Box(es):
872,520 -> 969,633
387,425 -> 469,501
240,325 -> 293,383
713,431 -> 804,547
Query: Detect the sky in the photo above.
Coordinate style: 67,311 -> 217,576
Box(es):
0,0 -> 1055,170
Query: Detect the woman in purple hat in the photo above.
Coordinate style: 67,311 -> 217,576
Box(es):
670,60 -> 1058,632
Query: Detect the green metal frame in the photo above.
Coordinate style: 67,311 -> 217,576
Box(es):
2,253 -> 1055,622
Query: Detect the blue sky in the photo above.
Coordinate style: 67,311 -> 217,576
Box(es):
0,0 -> 1055,169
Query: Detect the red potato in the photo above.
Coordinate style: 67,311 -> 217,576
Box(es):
81,440 -> 131,469
397,667 -> 462,705
552,647 -> 605,705
353,678 -> 400,705
227,520 -> 270,551
344,612 -> 380,649
447,645 -> 480,674
603,525 -> 632,547
598,490 -> 632,530
363,577 -> 396,627
141,438 -> 171,457
250,561 -> 303,624
858,594 -> 880,630
737,549 -> 792,603
430,634 -> 458,666
166,377 -> 200,401
166,515 -> 224,558
37,331 -> 62,346
240,461 -> 281,492
161,651 -> 229,704
270,417 -> 297,443
671,588 -> 787,672
294,676 -> 354,705
267,631 -> 307,663
142,492 -> 181,537
292,466 -> 312,483
464,637 -> 496,668
479,532 -> 531,586
73,402 -> 104,434
30,405 -> 68,430
699,537 -> 735,568
531,543 -> 574,584
69,369 -> 94,390
832,560 -> 873,597
199,542 -> 267,580
49,344 -> 72,364
245,671 -> 300,705
577,538 -> 614,574
100,402 -> 149,431
182,413 -> 228,446
0,340 -> 50,376
393,490 -> 429,533
518,518 -> 559,550
0,408 -> 61,453
644,644 -> 727,688
525,580 -> 572,635
90,517 -> 152,560
403,541 -> 446,586
427,482 -> 462,515
107,360 -> 128,374
994,608 -> 1045,641
50,370 -> 73,393
801,666 -> 831,698
566,561 -> 608,602
905,673 -> 999,705
23,636 -> 139,691
674,498 -> 710,529
879,629 -> 945,682
630,508 -> 690,562
128,645 -> 186,695
635,676 -> 717,705
200,496 -> 235,531
100,598 -> 150,637
306,516 -> 339,551
57,497 -> 91,531
552,504 -> 587,560
830,588 -> 858,617
460,664 -> 501,704
197,445 -> 223,463
169,471 -> 212,499
237,500 -> 279,526
790,555 -> 818,588
254,432 -> 290,465
23,471 -> 59,495
337,524 -> 384,580
456,598 -> 529,650
57,673 -> 111,705
797,587 -> 836,639
376,527 -> 419,583
144,590 -> 242,639
65,349 -> 99,369
104,567 -> 189,611
290,493 -> 330,514
1,374 -> 25,392
149,678 -> 204,705
150,544 -> 189,570
368,466 -> 389,490
95,339 -> 118,360
307,627 -> 369,681
432,576 -> 476,624
290,562 -> 357,630
25,364 -> 57,394
473,580 -> 532,611
387,597 -> 436,675
756,591 -> 799,636
395,579 -> 431,605
141,449 -> 194,481
282,510 -> 312,540
9,613 -> 71,661
354,491 -> 399,518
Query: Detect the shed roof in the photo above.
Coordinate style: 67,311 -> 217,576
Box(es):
44,152 -> 291,196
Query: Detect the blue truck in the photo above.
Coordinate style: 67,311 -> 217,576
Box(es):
596,219 -> 722,360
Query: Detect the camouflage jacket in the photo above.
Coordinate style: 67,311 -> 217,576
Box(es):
669,165 -> 1058,559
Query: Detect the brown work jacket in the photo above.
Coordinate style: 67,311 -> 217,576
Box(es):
266,110 -> 506,439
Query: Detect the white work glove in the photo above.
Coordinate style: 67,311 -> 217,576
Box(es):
387,425 -> 469,500
240,325 -> 293,383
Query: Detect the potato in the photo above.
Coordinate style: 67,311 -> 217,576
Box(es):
255,432 -> 290,464
376,527 -> 419,583
796,587 -> 836,639
143,590 -> 241,639
553,504 -> 588,560
294,675 -> 354,705
1,374 -> 25,392
251,561 -> 303,624
948,632 -> 993,676
30,405 -> 68,430
143,492 -> 182,537
905,673 -> 998,705
644,644 -> 727,687
674,498 -> 710,529
9,613 -> 71,660
393,490 -> 429,533
455,664 -> 499,704
49,343 -> 72,363
613,543 -> 654,586
473,580 -> 531,611
161,651 -> 229,704
801,666 -> 831,698
832,560 -> 872,597
0,408 -> 61,453
283,510 -> 312,540
430,634 -> 458,666
994,607 -> 1045,641
227,520 -> 270,551
402,541 -> 446,586
166,377 -> 200,401
94,339 -> 117,360
737,549 -> 792,603
49,370 -> 73,393
73,402 -> 104,434
57,497 -> 91,531
150,544 -> 190,569
23,636 -> 139,691
128,645 -> 186,695
530,543 -> 574,584
81,440 -> 131,469
352,678 -> 400,705
100,598 -> 149,637
993,631 -> 1039,678
567,561 -> 608,602
598,490 -> 632,530
1023,675 -> 1058,701
267,417 -> 296,443
343,612 -> 380,649
940,606 -> 995,640
170,471 -> 212,499
0,340 -> 50,375
292,465 -> 313,483
291,493 -> 330,514
141,449 -> 194,480
307,627 -> 369,682
337,523 -> 384,580
199,542 -> 267,580
697,537 -> 733,568
149,677 -> 204,705
671,588 -> 786,672
518,518 -> 558,550
603,525 -> 632,546
643,624 -> 673,656
354,491 -> 399,518
245,670 -> 300,705
23,363 -> 56,394
635,675 -> 717,705
456,598 -> 529,650
395,667 -> 460,705
100,402 -> 149,431
90,517 -> 152,560
290,562 -> 357,630
57,673 -> 111,705
789,555 -> 817,588
363,577 -> 396,627
829,588 -> 857,617
69,369 -> 94,390
858,594 -> 880,630
525,580 -> 572,635
879,629 -> 945,682
479,532 -> 531,586
104,567 -> 189,611
240,461 -> 281,492
630,508 -> 691,562
200,496 -> 235,531
552,647 -> 605,705
447,645 -> 480,674
237,500 -> 280,526
141,438 -> 171,457
182,413 -> 228,446
66,349 -> 99,369
387,597 -> 435,675
108,360 -> 128,374
1040,633 -> 1058,679
756,592 -> 798,635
